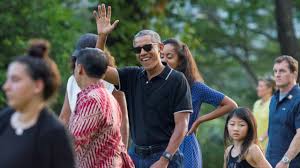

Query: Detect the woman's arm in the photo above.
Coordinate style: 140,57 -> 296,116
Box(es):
112,89 -> 129,148
59,92 -> 71,126
187,96 -> 237,135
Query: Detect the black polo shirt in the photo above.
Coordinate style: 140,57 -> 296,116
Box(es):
117,64 -> 192,146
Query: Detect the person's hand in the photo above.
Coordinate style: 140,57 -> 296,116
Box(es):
275,161 -> 289,168
150,158 -> 168,168
93,4 -> 119,35
187,122 -> 199,135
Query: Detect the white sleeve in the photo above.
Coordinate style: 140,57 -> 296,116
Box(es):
103,80 -> 115,93
66,75 -> 81,113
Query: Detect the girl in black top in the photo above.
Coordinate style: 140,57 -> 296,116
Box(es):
223,107 -> 271,168
0,39 -> 75,168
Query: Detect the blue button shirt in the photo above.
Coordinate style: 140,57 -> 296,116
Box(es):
266,85 -> 300,167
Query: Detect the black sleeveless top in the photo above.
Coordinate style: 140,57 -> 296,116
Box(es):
227,146 -> 254,168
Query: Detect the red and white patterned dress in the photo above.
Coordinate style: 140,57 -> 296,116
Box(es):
68,81 -> 134,168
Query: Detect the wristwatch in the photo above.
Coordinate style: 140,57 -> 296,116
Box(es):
162,151 -> 173,161
281,155 -> 291,164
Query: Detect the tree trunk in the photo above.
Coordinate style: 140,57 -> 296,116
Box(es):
275,0 -> 300,80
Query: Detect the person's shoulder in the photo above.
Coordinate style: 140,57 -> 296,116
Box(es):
225,145 -> 233,155
245,143 -> 267,165
102,80 -> 114,93
0,107 -> 14,128
118,66 -> 143,73
67,75 -> 76,84
38,109 -> 66,136
0,107 -> 14,117
247,144 -> 262,157
253,99 -> 262,107
117,66 -> 144,80
191,81 -> 208,89
168,69 -> 187,82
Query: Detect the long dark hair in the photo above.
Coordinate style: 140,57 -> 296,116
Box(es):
163,38 -> 203,86
13,39 -> 61,100
224,107 -> 258,162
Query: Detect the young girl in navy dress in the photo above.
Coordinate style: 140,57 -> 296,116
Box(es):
224,107 -> 271,168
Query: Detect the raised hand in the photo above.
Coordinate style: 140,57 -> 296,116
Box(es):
93,4 -> 119,35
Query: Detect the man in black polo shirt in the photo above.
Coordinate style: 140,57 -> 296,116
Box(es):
93,4 -> 192,168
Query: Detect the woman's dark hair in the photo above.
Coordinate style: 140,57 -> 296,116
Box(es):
224,107 -> 258,162
163,38 -> 203,86
14,39 -> 61,100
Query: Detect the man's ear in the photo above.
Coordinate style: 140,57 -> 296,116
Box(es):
158,43 -> 164,52
78,64 -> 85,75
294,71 -> 298,80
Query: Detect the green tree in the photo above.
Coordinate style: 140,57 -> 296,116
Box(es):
0,0 -> 89,110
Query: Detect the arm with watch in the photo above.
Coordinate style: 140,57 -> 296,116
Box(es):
150,112 -> 190,168
276,128 -> 300,168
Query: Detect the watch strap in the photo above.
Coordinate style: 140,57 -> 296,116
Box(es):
162,151 -> 173,161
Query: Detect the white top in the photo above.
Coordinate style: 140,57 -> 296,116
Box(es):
66,75 -> 115,113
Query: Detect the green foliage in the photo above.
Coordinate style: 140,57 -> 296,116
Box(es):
0,0 -> 88,110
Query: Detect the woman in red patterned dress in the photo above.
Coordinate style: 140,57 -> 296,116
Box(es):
68,48 -> 134,168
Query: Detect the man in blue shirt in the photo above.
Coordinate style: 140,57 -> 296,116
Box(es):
266,55 -> 300,168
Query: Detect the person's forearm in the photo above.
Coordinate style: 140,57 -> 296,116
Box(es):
196,105 -> 233,124
59,93 -> 71,126
164,117 -> 188,155
196,98 -> 237,125
96,33 -> 108,50
284,131 -> 300,160
113,90 -> 129,148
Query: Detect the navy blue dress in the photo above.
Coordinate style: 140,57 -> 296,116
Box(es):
227,146 -> 254,168
179,82 -> 224,168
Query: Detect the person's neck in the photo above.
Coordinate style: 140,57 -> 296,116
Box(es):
261,94 -> 271,103
146,62 -> 165,80
279,82 -> 296,94
79,78 -> 101,90
233,140 -> 243,151
17,98 -> 45,123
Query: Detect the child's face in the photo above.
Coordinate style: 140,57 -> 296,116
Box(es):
227,116 -> 249,142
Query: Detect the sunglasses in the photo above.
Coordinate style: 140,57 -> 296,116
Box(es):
132,43 -> 157,54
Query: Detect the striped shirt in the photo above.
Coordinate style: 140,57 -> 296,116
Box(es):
68,81 -> 134,168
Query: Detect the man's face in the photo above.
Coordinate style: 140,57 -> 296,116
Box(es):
133,35 -> 162,71
273,61 -> 296,89
74,62 -> 83,88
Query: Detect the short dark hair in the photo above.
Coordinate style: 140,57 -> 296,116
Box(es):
76,48 -> 108,78
72,33 -> 98,58
275,55 -> 298,74
71,33 -> 116,71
